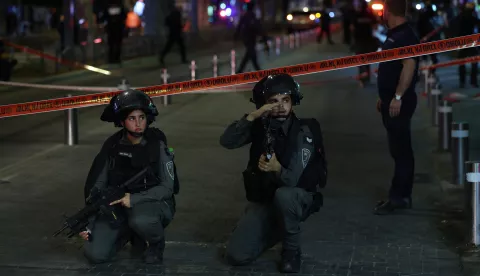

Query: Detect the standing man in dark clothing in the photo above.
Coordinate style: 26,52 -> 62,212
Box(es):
220,74 -> 327,273
416,5 -> 439,74
341,3 -> 355,45
234,3 -> 267,74
0,39 -> 17,81
103,0 -> 127,65
374,0 -> 419,216
159,4 -> 187,67
352,1 -> 378,87
456,3 -> 479,88
317,7 -> 334,45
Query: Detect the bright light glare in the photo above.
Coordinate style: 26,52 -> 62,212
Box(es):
220,3 -> 226,9
315,13 -> 321,18
415,4 -> 421,10
286,14 -> 293,20
84,65 -> 112,75
303,7 -> 309,12
220,10 -> 226,17
309,14 -> 315,20
225,8 -> 232,16
372,4 -> 384,10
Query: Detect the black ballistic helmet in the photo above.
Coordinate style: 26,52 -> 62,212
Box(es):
101,89 -> 159,127
250,74 -> 303,109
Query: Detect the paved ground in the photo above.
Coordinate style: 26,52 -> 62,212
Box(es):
0,34 -> 478,276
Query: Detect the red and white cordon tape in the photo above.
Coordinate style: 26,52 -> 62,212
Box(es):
0,33 -> 479,119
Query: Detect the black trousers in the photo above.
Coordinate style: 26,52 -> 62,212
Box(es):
381,99 -> 416,201
107,35 -> 123,64
160,34 -> 187,63
236,42 -> 260,74
458,48 -> 478,85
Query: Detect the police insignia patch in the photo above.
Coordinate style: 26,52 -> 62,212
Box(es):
166,161 -> 175,180
302,148 -> 311,168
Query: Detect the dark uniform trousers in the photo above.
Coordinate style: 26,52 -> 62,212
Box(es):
84,200 -> 173,264
225,187 -> 313,265
381,98 -> 416,202
236,41 -> 261,74
458,48 -> 478,86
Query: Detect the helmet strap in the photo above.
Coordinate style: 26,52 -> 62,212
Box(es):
126,129 -> 144,138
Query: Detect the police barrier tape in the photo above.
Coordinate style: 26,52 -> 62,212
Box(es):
0,81 -> 117,92
5,52 -> 478,93
424,55 -> 480,70
0,34 -> 479,119
3,40 -> 112,76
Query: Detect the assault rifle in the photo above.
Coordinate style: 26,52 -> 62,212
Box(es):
262,116 -> 275,161
53,167 -> 149,238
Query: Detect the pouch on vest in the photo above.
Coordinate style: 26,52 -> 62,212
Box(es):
242,167 -> 277,203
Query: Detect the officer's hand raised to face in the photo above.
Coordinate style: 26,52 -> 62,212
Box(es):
246,103 -> 281,121
258,153 -> 282,173
110,193 -> 131,208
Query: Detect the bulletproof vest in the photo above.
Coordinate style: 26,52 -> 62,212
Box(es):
107,140 -> 160,194
248,118 -> 296,173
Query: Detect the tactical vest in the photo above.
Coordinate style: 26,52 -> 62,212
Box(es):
243,117 -> 327,202
107,140 -> 160,194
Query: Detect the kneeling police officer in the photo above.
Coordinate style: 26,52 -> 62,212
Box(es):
81,89 -> 179,264
220,74 -> 327,273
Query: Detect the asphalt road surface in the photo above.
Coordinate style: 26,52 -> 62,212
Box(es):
0,38 -> 475,276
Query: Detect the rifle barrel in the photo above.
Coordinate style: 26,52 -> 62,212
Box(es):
52,224 -> 68,237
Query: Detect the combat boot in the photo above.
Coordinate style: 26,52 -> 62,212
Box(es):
144,239 -> 165,264
280,249 -> 301,273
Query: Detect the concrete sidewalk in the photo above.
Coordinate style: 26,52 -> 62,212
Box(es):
0,36 -> 470,276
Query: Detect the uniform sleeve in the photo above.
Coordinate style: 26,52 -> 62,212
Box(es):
92,162 -> 109,190
130,141 -> 174,206
277,160 -> 304,187
219,115 -> 254,149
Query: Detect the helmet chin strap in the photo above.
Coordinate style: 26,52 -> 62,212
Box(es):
125,126 -> 148,138
127,130 -> 144,138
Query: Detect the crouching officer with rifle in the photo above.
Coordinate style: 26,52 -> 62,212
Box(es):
219,74 -> 327,273
55,89 -> 179,264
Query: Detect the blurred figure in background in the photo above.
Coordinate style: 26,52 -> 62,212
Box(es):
159,3 -> 187,67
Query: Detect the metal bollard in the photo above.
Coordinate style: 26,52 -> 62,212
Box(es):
190,60 -> 196,81
466,161 -> 480,245
212,55 -> 218,77
230,50 -> 236,75
275,37 -> 281,55
117,78 -> 130,90
267,40 -> 272,56
430,88 -> 442,126
426,75 -> 436,107
283,35 -> 289,50
161,69 -> 171,106
289,34 -> 295,49
438,100 -> 453,151
451,122 -> 470,185
418,60 -> 426,77
64,94 -> 78,146
294,32 -> 300,48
